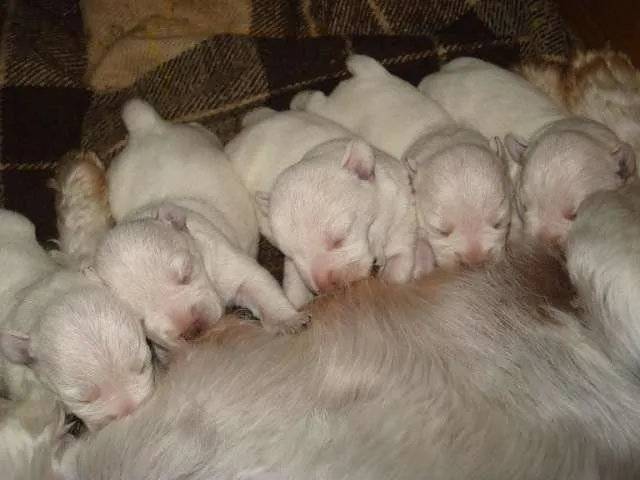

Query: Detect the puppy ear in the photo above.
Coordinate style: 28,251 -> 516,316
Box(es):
342,140 -> 376,181
171,251 -> 193,285
611,142 -> 636,184
504,134 -> 528,165
413,238 -> 436,280
155,205 -> 188,232
0,332 -> 35,365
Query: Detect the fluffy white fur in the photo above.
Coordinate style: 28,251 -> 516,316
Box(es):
0,386 -> 68,480
53,150 -> 113,269
226,108 -> 423,308
419,56 -> 636,246
516,48 -> 640,170
58,244 -> 640,479
96,99 -> 308,343
567,182 -> 640,374
0,209 -> 154,431
290,55 -> 512,268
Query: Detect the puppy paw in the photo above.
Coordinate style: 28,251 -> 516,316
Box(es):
262,311 -> 312,336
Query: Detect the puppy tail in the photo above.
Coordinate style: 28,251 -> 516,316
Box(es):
51,150 -> 113,269
346,54 -> 389,78
121,98 -> 165,135
241,107 -> 277,128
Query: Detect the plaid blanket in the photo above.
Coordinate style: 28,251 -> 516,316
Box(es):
1,0 -> 578,261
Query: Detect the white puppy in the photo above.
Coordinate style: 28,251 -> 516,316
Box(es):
95,99 -> 308,345
419,56 -> 636,246
59,245 -> 640,479
290,55 -> 512,268
226,109 -> 425,308
0,209 -> 154,431
0,386 -> 69,480
567,183 -> 640,374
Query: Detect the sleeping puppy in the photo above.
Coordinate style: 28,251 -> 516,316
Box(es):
290,55 -> 512,268
90,99 -> 309,347
566,182 -> 640,374
226,108 -> 427,308
0,209 -> 154,431
58,242 -> 640,479
515,47 -> 640,170
419,56 -> 636,247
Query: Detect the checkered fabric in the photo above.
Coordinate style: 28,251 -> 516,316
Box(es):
0,0 -> 579,278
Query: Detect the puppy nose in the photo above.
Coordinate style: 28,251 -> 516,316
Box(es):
535,228 -> 562,246
115,398 -> 135,419
312,268 -> 337,294
457,247 -> 487,267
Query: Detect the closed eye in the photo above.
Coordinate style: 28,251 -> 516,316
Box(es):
492,219 -> 509,230
564,210 -> 577,221
327,237 -> 344,251
434,226 -> 453,238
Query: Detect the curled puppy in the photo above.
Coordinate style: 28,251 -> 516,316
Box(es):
0,386 -> 69,480
226,108 -> 425,308
419,56 -> 636,247
566,182 -> 640,374
515,48 -> 640,166
52,150 -> 113,270
290,55 -> 512,268
0,209 -> 154,431
94,99 -> 307,344
59,243 -> 640,479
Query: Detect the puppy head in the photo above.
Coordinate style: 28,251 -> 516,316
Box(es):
408,142 -> 511,268
0,286 -> 154,431
507,128 -> 635,248
256,139 -> 380,293
94,206 -> 223,349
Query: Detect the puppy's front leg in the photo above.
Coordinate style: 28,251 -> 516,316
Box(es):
378,248 -> 415,284
283,258 -> 314,308
216,254 -> 311,335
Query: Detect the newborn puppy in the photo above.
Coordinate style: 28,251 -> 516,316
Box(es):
0,386 -> 69,480
291,55 -> 512,268
95,99 -> 307,344
515,48 -> 640,168
0,209 -> 154,431
567,183 -> 640,374
226,109 -> 424,308
419,56 -> 636,247
59,244 -> 640,479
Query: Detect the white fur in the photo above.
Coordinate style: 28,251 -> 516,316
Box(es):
226,109 -> 421,307
53,151 -> 113,270
59,246 -> 640,479
419,56 -> 636,246
0,209 -> 154,431
290,55 -> 512,267
567,183 -> 640,374
0,386 -> 68,480
98,99 -> 308,341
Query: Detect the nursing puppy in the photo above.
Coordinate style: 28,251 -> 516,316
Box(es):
94,99 -> 308,345
515,48 -> 640,167
0,386 -> 69,480
227,108 -> 424,308
419,56 -> 636,247
0,209 -> 154,431
290,55 -> 512,268
59,244 -> 640,479
567,183 -> 640,374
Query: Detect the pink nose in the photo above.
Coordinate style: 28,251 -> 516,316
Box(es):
116,398 -> 135,419
312,268 -> 337,294
457,245 -> 488,267
535,228 -> 562,246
